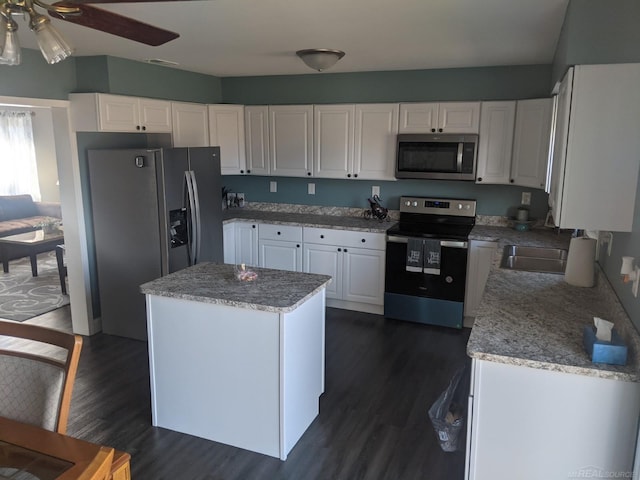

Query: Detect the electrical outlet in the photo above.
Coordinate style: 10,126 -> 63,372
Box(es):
269,181 -> 277,193
308,183 -> 315,195
521,192 -> 531,206
372,186 -> 380,197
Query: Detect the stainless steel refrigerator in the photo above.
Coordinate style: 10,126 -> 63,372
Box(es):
88,147 -> 223,340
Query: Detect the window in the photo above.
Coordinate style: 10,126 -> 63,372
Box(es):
0,110 -> 41,201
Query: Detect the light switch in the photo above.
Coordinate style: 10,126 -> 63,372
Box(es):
521,192 -> 531,206
308,183 -> 315,195
270,181 -> 277,193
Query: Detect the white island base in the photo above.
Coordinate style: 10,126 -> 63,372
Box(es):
145,290 -> 325,460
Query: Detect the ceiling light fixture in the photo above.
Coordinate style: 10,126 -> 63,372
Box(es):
0,0 -> 78,66
296,48 -> 345,72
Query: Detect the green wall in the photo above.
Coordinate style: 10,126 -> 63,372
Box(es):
221,65 -> 552,105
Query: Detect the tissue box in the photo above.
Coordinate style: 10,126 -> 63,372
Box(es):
583,326 -> 628,366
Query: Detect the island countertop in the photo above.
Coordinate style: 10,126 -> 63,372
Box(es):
140,263 -> 332,313
466,227 -> 640,382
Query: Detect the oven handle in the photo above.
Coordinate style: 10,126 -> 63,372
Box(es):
386,235 -> 468,249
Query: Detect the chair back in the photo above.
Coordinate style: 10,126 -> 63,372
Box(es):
0,320 -> 82,434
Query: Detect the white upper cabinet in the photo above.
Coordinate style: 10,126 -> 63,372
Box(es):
244,106 -> 270,176
70,93 -> 172,133
171,102 -> 209,147
549,63 -> 640,232
208,104 -> 246,175
269,105 -> 314,177
511,98 -> 553,189
399,102 -> 480,134
353,104 -> 399,180
476,99 -> 552,190
314,104 -> 355,179
476,101 -> 516,184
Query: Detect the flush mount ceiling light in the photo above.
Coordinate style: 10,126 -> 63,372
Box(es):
0,0 -> 77,65
296,48 -> 345,72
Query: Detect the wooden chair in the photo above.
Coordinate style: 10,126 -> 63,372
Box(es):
0,319 -> 82,434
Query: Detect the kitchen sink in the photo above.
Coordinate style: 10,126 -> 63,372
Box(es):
500,245 -> 568,274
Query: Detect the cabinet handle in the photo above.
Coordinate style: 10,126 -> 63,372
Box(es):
354,174 -> 358,178
438,128 -> 443,133
431,128 -> 436,133
296,244 -> 300,248
307,172 -> 311,176
142,126 -> 147,131
136,125 -> 141,131
277,232 -> 281,235
252,225 -> 256,228
477,177 -> 483,182
240,170 -> 245,174
361,238 -> 366,243
320,235 -> 324,239
347,174 -> 351,178
337,248 -> 342,252
344,248 -> 348,252
510,179 -> 514,183
247,169 -> 251,174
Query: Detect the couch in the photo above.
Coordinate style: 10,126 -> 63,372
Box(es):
0,194 -> 62,238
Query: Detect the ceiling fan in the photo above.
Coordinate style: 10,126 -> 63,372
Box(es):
0,0 -> 181,65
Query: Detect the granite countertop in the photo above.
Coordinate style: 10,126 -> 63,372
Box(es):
467,226 -> 640,382
140,263 -> 331,313
223,209 -> 394,233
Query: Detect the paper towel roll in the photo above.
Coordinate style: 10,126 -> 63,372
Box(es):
564,237 -> 596,287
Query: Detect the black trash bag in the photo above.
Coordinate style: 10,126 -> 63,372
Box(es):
428,365 -> 469,452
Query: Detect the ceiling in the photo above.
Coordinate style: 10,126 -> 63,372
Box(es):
15,0 -> 570,77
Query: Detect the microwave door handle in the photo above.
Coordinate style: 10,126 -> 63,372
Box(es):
456,142 -> 464,172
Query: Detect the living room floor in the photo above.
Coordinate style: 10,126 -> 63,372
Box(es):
21,306 -> 470,480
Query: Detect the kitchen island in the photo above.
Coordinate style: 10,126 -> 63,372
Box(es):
140,263 -> 331,460
465,229 -> 640,480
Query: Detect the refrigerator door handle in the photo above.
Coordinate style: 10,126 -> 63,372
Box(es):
184,170 -> 198,265
189,170 -> 202,265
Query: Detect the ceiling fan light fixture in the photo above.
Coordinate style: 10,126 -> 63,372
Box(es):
0,21 -> 20,65
296,48 -> 345,72
30,14 -> 73,64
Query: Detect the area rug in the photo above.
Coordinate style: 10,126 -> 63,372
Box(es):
0,250 -> 69,322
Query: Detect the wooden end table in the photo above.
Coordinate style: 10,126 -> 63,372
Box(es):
0,229 -> 64,277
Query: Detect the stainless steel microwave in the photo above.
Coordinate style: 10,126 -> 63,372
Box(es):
395,133 -> 478,180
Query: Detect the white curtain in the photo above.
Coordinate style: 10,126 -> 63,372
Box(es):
0,111 -> 41,201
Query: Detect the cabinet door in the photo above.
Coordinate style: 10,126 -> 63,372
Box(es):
398,103 -> 438,133
342,247 -> 385,305
269,105 -> 313,177
464,240 -> 497,320
235,223 -> 258,267
209,105 -> 246,175
223,223 -> 235,264
139,98 -> 172,133
171,102 -> 209,147
476,101 -> 516,185
354,104 -> 398,180
244,106 -> 270,175
314,104 -> 355,179
303,243 -> 342,300
98,94 -> 139,132
438,102 -> 480,133
258,239 -> 302,272
511,98 -> 552,189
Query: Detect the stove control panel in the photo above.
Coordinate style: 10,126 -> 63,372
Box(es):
399,196 -> 477,217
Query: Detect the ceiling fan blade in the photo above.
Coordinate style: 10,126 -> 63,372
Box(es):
50,3 -> 180,46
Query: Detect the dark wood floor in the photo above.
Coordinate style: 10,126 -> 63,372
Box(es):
18,305 -> 470,480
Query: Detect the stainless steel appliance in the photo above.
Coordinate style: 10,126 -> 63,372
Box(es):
88,147 -> 223,340
384,196 -> 476,329
395,133 -> 478,180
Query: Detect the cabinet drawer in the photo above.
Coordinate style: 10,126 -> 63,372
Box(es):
303,227 -> 385,250
258,223 -> 303,242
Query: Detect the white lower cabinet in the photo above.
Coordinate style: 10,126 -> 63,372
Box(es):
223,223 -> 235,264
234,222 -> 258,267
466,358 -> 640,480
463,240 -> 497,325
303,227 -> 385,313
258,223 -> 303,272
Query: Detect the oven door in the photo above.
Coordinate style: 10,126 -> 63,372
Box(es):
384,234 -> 468,328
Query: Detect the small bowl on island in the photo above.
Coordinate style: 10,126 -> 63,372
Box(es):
235,263 -> 258,282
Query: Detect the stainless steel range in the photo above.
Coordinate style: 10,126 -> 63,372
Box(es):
384,196 -> 477,329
